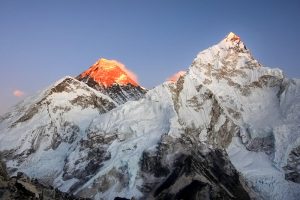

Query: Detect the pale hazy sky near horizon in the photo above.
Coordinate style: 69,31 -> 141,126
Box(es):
1,0 -> 300,114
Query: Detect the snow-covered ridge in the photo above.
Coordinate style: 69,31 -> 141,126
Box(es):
0,33 -> 300,200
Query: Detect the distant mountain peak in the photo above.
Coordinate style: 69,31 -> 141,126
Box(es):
78,58 -> 139,87
77,58 -> 146,104
167,71 -> 186,82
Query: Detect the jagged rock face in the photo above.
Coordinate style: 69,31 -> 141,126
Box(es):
284,145 -> 300,183
0,33 -> 300,200
139,135 -> 251,200
0,170 -> 89,200
78,76 -> 146,104
1,155 -> 87,200
0,156 -> 7,177
170,76 -> 239,149
77,58 -> 147,104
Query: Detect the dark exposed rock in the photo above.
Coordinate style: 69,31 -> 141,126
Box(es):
51,122 -> 80,150
245,75 -> 283,93
137,133 -> 251,200
152,147 -> 251,200
104,84 -> 146,104
62,131 -> 117,189
283,145 -> 300,183
114,197 -> 130,200
49,77 -> 81,94
246,135 -> 274,155
77,76 -> 146,104
70,94 -> 116,113
0,157 -> 89,200
174,180 -> 211,200
171,75 -> 185,114
75,166 -> 130,198
140,150 -> 170,178
0,156 -> 8,182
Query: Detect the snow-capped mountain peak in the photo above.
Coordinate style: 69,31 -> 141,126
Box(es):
225,32 -> 241,42
214,32 -> 247,52
77,58 -> 146,104
193,32 -> 255,73
78,58 -> 139,87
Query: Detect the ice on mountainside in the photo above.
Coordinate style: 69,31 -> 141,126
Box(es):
0,33 -> 300,200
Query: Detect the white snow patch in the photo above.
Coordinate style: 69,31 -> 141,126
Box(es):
228,137 -> 300,200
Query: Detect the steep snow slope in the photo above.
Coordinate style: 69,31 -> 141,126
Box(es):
0,33 -> 299,200
0,77 -> 117,185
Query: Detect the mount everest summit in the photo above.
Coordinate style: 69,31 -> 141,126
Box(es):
76,58 -> 146,104
0,32 -> 300,200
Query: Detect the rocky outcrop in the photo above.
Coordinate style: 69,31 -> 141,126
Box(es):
138,134 -> 251,200
0,156 -> 8,183
284,145 -> 300,183
0,157 -> 88,200
78,75 -> 146,104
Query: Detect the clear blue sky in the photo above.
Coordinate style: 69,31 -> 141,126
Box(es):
1,0 -> 300,114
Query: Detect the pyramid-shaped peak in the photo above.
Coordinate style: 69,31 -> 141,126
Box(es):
93,58 -> 124,70
225,32 -> 241,42
78,58 -> 139,87
216,32 -> 247,50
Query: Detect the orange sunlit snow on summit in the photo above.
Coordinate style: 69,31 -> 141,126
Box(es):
167,71 -> 186,82
225,32 -> 241,42
79,58 -> 139,87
